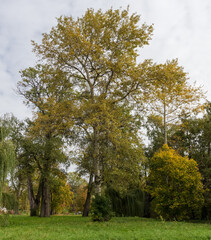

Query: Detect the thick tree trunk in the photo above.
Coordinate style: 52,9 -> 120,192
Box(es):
40,176 -> 50,217
83,173 -> 93,217
40,135 -> 51,217
27,175 -> 41,216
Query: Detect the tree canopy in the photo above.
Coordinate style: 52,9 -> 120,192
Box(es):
145,59 -> 204,144
27,7 -> 154,197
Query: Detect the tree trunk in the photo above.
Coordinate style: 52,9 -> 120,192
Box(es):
144,191 -> 152,218
164,102 -> 167,145
14,186 -> 20,214
27,175 -> 41,216
40,135 -> 51,217
93,127 -> 102,196
95,161 -> 101,196
40,176 -> 50,217
83,173 -> 93,217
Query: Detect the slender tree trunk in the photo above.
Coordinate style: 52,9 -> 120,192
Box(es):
14,185 -> 20,214
50,193 -> 55,215
93,127 -> 102,196
95,162 -> 101,196
72,201 -> 76,213
83,173 -> 93,217
144,182 -> 152,218
164,102 -> 167,145
208,142 -> 211,156
15,198 -> 19,214
40,176 -> 50,217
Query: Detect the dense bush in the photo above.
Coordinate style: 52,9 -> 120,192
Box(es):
2,192 -> 18,211
0,208 -> 10,227
108,188 -> 145,217
148,144 -> 204,220
91,195 -> 113,222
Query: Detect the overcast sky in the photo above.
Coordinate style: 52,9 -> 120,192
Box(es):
0,0 -> 210,120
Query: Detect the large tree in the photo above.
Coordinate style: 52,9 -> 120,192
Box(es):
31,7 -> 153,196
18,66 -> 72,217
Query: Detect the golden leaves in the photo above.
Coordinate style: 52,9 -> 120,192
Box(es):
148,145 -> 204,220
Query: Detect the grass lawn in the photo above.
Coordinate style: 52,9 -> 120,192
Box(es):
0,215 -> 211,240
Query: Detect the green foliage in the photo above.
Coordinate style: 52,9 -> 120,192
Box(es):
68,172 -> 87,193
108,188 -> 145,217
68,172 -> 87,213
91,195 -> 113,222
50,171 -> 73,214
145,114 -> 165,158
0,115 -> 16,206
2,192 -> 18,211
102,118 -> 145,194
145,114 -> 181,158
148,144 -> 204,220
0,213 -> 10,227
172,103 -> 211,219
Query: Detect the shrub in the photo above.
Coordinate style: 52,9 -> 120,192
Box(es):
148,144 -> 204,220
0,207 -> 10,227
91,195 -> 113,222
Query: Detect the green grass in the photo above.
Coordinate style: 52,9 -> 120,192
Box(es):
0,215 -> 211,240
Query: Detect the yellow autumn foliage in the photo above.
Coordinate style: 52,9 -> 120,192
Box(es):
148,144 -> 204,220
50,172 -> 74,214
